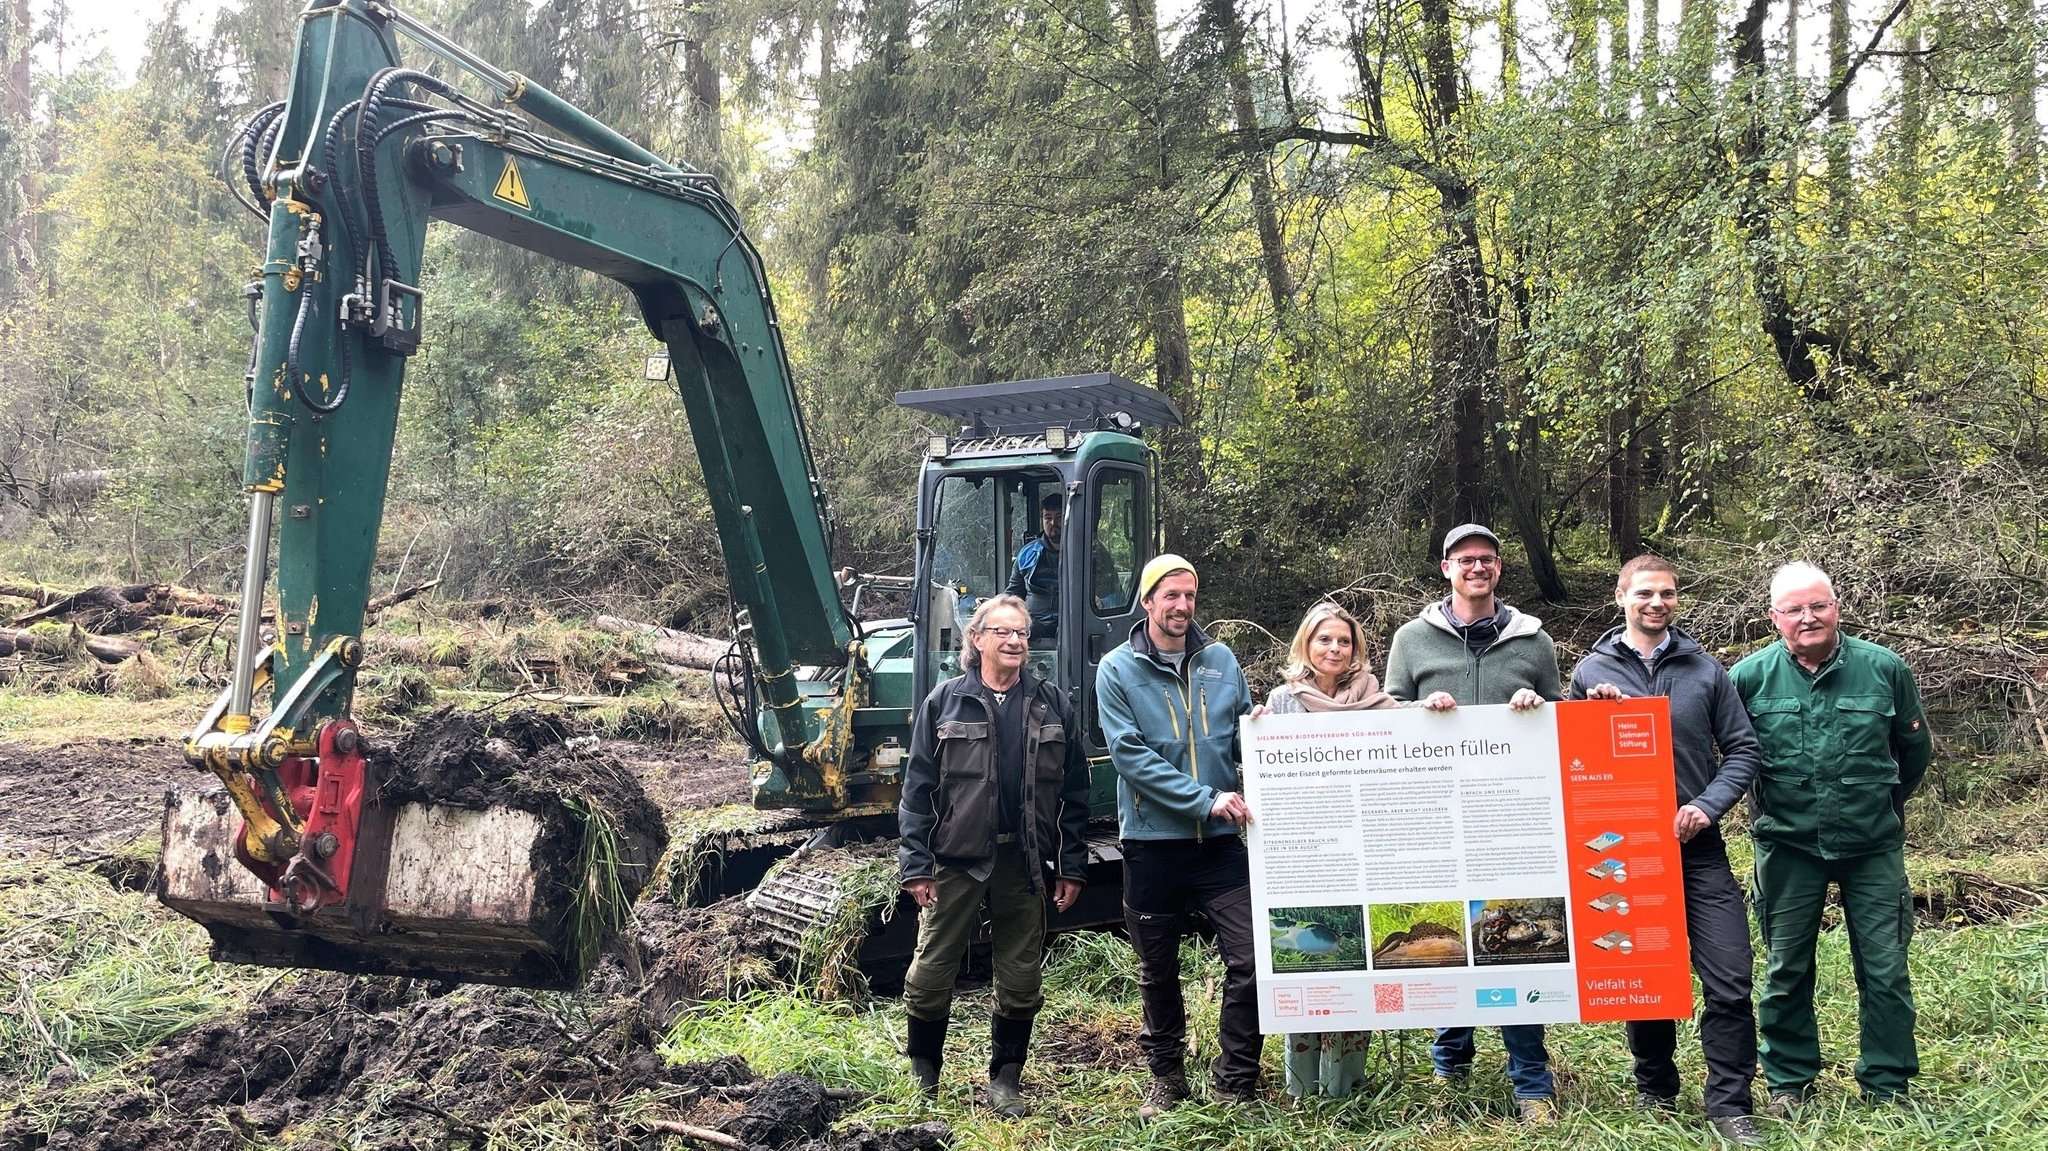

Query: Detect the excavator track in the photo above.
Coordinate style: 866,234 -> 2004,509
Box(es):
743,828 -> 1131,990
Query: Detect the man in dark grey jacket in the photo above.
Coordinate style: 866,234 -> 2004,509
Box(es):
898,594 -> 1091,1116
1569,555 -> 1765,1147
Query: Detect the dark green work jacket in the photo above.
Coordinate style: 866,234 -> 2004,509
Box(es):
1729,634 -> 1933,859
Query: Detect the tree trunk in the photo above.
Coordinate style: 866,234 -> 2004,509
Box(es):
1607,390 -> 1645,558
2008,0 -> 2040,187
1500,0 -> 1521,94
1785,0 -> 1801,200
681,16 -> 726,183
0,626 -> 141,663
1825,0 -> 1852,238
1898,20 -> 1924,215
1729,0 -> 1895,398
1210,0 -> 1294,328
2,0 -> 32,292
592,615 -> 729,669
1127,0 -> 1202,488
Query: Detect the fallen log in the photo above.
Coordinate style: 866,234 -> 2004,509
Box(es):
365,634 -> 472,667
10,583 -> 239,632
7,577 -> 437,634
0,581 -> 68,607
0,626 -> 142,663
592,616 -> 728,670
367,578 -> 440,616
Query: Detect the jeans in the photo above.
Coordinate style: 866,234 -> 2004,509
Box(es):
1432,1024 -> 1553,1099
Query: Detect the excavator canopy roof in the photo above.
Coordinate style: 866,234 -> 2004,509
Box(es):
893,372 -> 1182,436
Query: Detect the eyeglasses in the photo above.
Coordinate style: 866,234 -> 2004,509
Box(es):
1769,600 -> 1837,619
1450,555 -> 1500,569
976,626 -> 1030,641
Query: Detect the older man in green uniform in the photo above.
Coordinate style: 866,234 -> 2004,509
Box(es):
1730,561 -> 1932,1111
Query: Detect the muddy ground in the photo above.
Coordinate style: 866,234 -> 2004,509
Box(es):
0,738 -> 180,859
0,716 -> 748,861
0,713 -> 951,1151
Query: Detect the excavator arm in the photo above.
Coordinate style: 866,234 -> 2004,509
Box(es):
169,0 -> 866,981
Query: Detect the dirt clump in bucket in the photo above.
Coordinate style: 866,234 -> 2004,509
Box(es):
372,707 -> 672,980
375,707 -> 667,859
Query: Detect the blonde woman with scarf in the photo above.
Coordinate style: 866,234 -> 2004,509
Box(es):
1266,602 -> 1396,1100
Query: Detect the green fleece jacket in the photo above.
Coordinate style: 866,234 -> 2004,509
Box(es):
1383,599 -> 1562,706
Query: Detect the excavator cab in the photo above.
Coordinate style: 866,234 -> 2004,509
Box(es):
897,373 -> 1180,817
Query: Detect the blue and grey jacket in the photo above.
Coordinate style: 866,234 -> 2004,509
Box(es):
1567,625 -> 1763,825
1095,618 -> 1254,840
1005,537 -> 1061,639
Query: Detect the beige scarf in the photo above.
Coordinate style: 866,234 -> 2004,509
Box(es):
1284,670 -> 1397,712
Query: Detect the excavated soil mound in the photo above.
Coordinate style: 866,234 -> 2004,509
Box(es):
0,961 -> 948,1151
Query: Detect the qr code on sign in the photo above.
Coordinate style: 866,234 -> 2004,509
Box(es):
1373,983 -> 1405,1013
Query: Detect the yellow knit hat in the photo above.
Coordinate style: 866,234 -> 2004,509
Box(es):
1138,553 -> 1197,601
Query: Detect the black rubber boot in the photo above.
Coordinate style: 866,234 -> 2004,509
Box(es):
906,1013 -> 948,1098
987,1013 -> 1035,1118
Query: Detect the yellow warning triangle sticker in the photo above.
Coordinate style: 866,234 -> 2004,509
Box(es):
493,157 -> 531,210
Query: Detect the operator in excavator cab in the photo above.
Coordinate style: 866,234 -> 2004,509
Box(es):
1005,494 -> 1065,647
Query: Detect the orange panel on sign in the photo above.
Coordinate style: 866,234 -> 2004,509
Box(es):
1554,698 -> 1694,1023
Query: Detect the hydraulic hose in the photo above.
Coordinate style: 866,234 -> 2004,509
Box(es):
354,68 -> 464,292
285,281 -> 351,415
236,102 -> 286,216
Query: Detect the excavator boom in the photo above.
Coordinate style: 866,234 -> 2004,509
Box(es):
166,0 -> 859,987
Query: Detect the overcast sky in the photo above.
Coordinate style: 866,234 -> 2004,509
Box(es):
56,0 -> 1890,130
46,0 -> 228,82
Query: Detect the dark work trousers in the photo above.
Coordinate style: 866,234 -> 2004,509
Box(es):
1122,836 -> 1263,1093
1626,831 -> 1758,1117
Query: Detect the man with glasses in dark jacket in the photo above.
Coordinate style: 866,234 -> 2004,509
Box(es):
1571,554 -> 1765,1147
898,594 -> 1091,1116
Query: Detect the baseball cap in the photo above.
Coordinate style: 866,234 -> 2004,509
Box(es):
1138,554 -> 1197,601
1442,523 -> 1501,558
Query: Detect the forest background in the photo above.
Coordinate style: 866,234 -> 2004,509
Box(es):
0,0 -> 2042,755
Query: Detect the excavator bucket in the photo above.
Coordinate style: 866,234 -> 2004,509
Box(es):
160,712 -> 668,989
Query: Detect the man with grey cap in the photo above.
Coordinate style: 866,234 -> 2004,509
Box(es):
1385,523 -> 1563,1125
1095,553 -> 1261,1117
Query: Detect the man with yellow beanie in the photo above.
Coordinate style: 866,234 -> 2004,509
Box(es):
1095,555 -> 1262,1116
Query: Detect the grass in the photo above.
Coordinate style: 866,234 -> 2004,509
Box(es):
0,857 -> 274,1100
560,791 -> 634,983
652,905 -> 2048,1151
0,686 -> 211,745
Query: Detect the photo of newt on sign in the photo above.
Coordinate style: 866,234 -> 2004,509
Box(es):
1369,901 -> 1468,969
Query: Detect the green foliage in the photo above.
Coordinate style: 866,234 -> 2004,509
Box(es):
0,0 -> 2041,749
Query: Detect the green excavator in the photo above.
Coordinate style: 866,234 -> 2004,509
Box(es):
159,0 -> 1180,989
